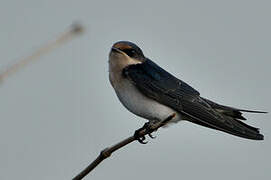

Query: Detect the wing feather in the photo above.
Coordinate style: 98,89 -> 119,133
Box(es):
124,59 -> 264,140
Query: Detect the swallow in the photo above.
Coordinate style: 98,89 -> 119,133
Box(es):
109,41 -> 266,143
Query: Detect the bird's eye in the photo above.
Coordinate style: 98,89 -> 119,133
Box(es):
124,49 -> 137,57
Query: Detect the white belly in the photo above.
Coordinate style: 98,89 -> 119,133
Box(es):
114,79 -> 181,123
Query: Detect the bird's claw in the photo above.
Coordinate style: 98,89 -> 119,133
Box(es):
138,136 -> 148,144
134,128 -> 148,144
134,122 -> 156,144
134,114 -> 175,144
144,122 -> 156,139
148,133 -> 156,139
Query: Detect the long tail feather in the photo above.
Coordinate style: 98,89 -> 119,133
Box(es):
238,109 -> 268,113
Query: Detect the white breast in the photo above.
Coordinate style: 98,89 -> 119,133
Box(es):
113,79 -> 181,123
108,50 -> 181,123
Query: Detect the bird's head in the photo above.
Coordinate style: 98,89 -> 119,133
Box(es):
109,41 -> 145,64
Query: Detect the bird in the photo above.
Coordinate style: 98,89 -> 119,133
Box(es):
108,41 -> 266,143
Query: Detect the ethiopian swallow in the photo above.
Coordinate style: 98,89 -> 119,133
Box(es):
109,41 -> 266,142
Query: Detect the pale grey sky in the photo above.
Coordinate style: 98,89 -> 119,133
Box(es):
0,0 -> 270,179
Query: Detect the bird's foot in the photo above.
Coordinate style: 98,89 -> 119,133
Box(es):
134,114 -> 176,144
145,122 -> 157,139
134,122 -> 155,144
134,129 -> 147,144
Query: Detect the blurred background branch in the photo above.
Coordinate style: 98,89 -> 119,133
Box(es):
0,23 -> 84,83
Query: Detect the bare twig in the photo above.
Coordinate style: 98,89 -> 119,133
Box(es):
0,23 -> 84,83
72,113 -> 176,180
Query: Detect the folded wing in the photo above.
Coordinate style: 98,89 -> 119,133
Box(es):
124,59 -> 264,140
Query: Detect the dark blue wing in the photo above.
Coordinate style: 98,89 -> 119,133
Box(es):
123,59 -> 199,111
124,59 -> 263,140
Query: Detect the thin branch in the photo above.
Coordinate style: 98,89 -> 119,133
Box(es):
72,113 -> 176,180
0,23 -> 84,83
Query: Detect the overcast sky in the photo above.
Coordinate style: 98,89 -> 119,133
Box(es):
0,0 -> 270,179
